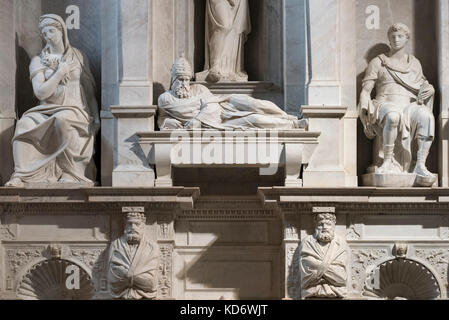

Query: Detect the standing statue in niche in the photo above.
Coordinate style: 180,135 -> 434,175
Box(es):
5,14 -> 99,188
108,211 -> 159,300
196,0 -> 251,82
359,23 -> 436,187
159,57 -> 305,130
299,212 -> 348,299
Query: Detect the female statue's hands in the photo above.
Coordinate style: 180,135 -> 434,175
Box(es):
57,60 -> 77,84
57,61 -> 77,77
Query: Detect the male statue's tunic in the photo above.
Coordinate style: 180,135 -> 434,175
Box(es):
299,235 -> 348,298
361,53 -> 435,172
108,234 -> 159,299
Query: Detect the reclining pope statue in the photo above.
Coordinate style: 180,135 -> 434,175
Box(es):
158,57 -> 305,131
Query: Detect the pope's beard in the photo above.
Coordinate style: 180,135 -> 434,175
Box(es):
173,84 -> 191,99
315,229 -> 335,243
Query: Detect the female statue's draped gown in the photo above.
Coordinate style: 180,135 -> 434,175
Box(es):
8,14 -> 99,186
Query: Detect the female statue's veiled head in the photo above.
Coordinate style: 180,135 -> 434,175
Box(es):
39,14 -> 70,52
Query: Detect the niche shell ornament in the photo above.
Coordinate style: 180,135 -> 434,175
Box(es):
17,259 -> 95,300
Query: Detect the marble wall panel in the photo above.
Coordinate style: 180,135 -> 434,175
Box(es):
175,247 -> 280,299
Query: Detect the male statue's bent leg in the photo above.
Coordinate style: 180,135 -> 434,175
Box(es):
413,107 -> 435,179
377,111 -> 402,174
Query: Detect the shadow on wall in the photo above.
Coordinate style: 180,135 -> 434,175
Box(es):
194,0 -> 206,75
175,216 -> 281,300
414,0 -> 439,178
15,37 -> 38,118
356,43 -> 389,182
153,82 -> 166,131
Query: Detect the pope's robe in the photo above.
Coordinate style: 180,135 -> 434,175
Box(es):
158,84 -> 299,130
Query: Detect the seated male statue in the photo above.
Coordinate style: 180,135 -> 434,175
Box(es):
108,211 -> 159,300
299,212 -> 348,299
359,23 -> 436,186
158,57 -> 305,130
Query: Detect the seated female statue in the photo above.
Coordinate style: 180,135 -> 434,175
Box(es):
6,14 -> 99,187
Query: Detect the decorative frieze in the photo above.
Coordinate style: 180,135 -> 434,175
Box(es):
285,243 -> 300,299
157,214 -> 174,240
415,248 -> 449,284
6,248 -> 44,276
158,244 -> 173,299
351,248 -> 389,294
178,209 -> 277,221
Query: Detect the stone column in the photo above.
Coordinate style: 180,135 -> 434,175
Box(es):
0,0 -> 16,185
306,0 -> 340,106
102,0 -> 155,186
438,0 -> 449,187
303,0 -> 357,187
283,0 -> 308,117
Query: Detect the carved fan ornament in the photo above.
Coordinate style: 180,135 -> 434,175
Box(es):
366,259 -> 441,300
17,259 -> 95,300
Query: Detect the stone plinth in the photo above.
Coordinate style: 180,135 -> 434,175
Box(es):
301,106 -> 357,187
191,81 -> 276,96
111,105 -> 157,187
362,173 -> 438,188
137,130 -> 320,187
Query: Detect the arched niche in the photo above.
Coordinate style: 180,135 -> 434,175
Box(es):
13,0 -> 102,183
14,0 -> 102,118
153,0 -> 306,112
192,0 -> 266,81
173,0 -> 286,105
17,258 -> 95,300
356,0 -> 439,182
364,258 -> 443,300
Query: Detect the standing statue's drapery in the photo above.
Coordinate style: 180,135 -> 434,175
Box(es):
5,14 -> 99,187
359,23 -> 436,187
196,0 -> 251,82
159,57 -> 304,130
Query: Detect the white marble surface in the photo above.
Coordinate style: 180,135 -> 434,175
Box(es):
138,130 -> 320,187
110,105 -> 157,187
301,106 -> 357,187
